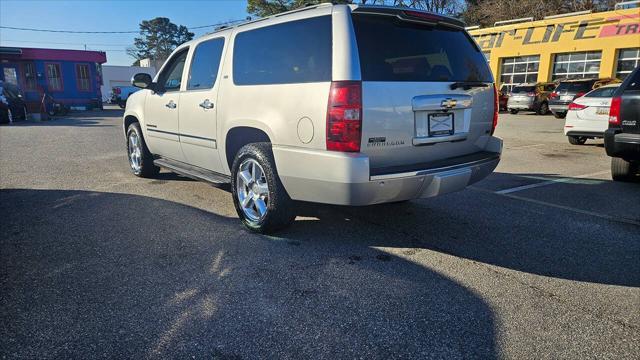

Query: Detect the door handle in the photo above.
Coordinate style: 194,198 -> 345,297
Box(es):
165,100 -> 177,109
199,99 -> 214,109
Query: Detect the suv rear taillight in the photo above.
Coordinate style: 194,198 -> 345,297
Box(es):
575,92 -> 585,98
492,84 -> 499,135
326,81 -> 362,152
549,92 -> 558,99
527,92 -> 535,97
609,96 -> 621,126
114,87 -> 121,95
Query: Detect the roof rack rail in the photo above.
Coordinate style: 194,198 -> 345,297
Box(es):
615,0 -> 639,9
494,17 -> 533,26
543,10 -> 592,20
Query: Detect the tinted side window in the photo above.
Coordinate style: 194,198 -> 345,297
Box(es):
188,38 -> 225,90
159,49 -> 188,92
352,14 -> 492,82
233,16 -> 332,85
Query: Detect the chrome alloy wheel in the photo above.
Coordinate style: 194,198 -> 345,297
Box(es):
128,130 -> 142,173
236,158 -> 269,222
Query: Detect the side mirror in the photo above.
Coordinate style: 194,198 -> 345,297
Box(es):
131,73 -> 154,90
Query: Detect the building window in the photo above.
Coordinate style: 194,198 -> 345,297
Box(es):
616,48 -> 640,80
76,64 -> 91,91
24,63 -> 37,90
499,55 -> 539,91
3,67 -> 18,85
46,63 -> 63,91
552,51 -> 601,80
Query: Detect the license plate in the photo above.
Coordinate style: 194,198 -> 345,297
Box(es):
561,95 -> 573,101
596,107 -> 609,115
427,113 -> 454,137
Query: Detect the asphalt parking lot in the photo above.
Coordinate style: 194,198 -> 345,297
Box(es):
1,108 -> 639,359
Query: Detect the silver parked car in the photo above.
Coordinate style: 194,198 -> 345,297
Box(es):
123,3 -> 503,233
507,82 -> 556,115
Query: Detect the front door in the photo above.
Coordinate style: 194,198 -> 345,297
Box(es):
144,48 -> 189,162
178,37 -> 226,172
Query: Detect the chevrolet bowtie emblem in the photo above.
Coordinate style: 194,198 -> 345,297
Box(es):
441,99 -> 457,109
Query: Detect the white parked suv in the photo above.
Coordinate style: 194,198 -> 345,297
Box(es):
123,4 -> 503,233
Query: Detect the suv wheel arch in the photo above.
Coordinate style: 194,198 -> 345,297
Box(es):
225,126 -> 272,171
124,115 -> 138,137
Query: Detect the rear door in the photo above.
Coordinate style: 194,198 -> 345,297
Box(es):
350,12 -> 494,170
178,36 -> 226,171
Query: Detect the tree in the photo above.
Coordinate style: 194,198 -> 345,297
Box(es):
127,17 -> 194,65
247,0 -> 461,17
461,0 -> 617,27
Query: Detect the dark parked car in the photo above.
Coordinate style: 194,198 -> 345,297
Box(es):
507,82 -> 555,115
0,82 -> 28,123
604,66 -> 640,182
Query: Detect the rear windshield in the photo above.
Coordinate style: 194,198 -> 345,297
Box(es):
512,86 -> 535,93
555,81 -> 594,92
351,14 -> 492,82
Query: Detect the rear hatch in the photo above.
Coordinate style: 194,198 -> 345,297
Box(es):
552,81 -> 594,104
350,10 -> 495,170
508,85 -> 535,106
573,86 -> 618,123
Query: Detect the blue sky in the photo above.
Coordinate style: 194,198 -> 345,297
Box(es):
0,0 -> 249,65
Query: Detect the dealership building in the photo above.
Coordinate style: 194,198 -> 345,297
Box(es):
468,6 -> 640,90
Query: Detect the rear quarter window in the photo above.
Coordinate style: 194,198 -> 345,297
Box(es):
351,14 -> 492,82
232,16 -> 332,85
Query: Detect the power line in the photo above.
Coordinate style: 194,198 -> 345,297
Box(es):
0,26 -> 138,34
0,19 -> 247,34
1,39 -> 130,47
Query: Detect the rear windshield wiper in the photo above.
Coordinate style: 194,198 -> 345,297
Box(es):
450,81 -> 489,90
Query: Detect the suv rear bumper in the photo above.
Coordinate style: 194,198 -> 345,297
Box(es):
273,136 -> 502,206
604,129 -> 640,160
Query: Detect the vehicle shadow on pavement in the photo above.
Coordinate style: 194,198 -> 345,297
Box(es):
312,173 -> 639,288
0,188 -> 497,359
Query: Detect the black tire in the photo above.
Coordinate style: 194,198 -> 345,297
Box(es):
231,142 -> 295,234
509,109 -> 518,114
126,122 -> 159,178
537,102 -> 549,115
553,112 -> 566,119
611,157 -> 638,182
568,136 -> 587,145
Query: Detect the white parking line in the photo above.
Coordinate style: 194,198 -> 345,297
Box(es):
495,171 -> 610,195
468,185 -> 640,226
502,193 -> 640,226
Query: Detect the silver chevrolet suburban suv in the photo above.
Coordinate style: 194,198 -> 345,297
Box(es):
124,4 -> 503,233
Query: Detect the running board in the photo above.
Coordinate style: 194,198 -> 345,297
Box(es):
154,158 -> 230,184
